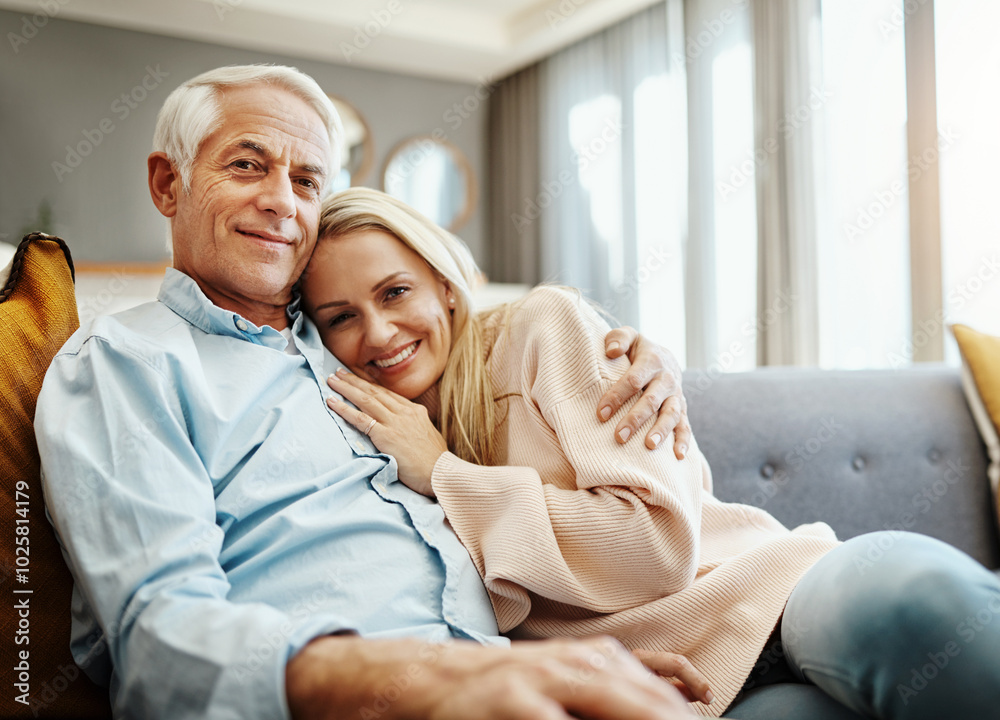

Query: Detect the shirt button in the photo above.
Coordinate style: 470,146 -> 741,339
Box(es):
235,319 -> 249,332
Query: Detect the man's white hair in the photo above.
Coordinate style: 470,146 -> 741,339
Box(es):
152,64 -> 343,195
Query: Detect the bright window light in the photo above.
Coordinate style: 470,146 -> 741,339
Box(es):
936,0 -> 1000,351
817,0 -> 910,368
711,41 -> 757,372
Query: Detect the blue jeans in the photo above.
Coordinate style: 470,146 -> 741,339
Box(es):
724,532 -> 1000,719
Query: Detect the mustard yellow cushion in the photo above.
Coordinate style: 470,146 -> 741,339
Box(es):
1,234 -> 111,717
951,323 -> 1000,530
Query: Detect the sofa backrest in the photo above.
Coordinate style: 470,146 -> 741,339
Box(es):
684,366 -> 1000,570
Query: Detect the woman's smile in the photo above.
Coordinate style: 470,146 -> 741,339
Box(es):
371,340 -> 420,371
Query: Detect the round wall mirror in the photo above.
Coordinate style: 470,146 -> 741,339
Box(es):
328,94 -> 374,191
382,135 -> 477,233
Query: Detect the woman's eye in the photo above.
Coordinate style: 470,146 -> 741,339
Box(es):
328,313 -> 352,327
385,286 -> 408,300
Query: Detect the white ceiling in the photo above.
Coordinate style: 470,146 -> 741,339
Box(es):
0,0 -> 662,82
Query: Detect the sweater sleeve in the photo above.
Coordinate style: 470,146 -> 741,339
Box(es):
432,288 -> 705,631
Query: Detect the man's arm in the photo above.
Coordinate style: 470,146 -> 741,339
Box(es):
286,635 -> 695,720
599,327 -> 691,458
36,332 -> 350,719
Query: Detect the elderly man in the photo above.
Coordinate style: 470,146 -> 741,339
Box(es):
36,65 -> 695,719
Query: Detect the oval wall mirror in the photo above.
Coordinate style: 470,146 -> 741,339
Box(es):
382,135 -> 477,233
328,94 -> 374,191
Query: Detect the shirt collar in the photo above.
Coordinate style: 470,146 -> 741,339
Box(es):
158,267 -> 320,353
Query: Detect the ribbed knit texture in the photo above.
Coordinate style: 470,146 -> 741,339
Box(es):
431,287 -> 840,715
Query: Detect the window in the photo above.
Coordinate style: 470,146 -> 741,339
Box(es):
817,0 -> 910,369
935,0 -> 1000,350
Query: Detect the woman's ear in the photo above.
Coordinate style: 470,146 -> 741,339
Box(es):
148,151 -> 180,218
443,281 -> 456,311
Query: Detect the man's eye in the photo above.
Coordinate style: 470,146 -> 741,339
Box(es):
231,160 -> 256,171
298,177 -> 318,189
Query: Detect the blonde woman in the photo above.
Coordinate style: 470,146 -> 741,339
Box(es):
301,187 -> 1000,720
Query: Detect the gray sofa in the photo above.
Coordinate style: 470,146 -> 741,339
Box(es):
684,365 -> 1000,571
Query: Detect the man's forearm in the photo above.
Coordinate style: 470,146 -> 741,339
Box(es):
286,635 -> 695,720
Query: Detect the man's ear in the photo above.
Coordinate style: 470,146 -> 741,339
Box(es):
148,152 -> 180,218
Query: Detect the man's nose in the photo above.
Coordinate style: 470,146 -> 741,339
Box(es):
256,172 -> 296,218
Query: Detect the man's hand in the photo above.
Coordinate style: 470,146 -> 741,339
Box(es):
599,327 -> 691,459
287,635 -> 695,720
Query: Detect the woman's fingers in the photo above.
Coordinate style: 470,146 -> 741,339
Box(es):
327,368 -> 412,412
326,393 -> 376,433
327,369 -> 389,416
631,650 -> 714,706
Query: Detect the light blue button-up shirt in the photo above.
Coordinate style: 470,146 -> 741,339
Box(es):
36,268 -> 504,720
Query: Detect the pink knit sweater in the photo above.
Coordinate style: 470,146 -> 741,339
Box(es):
430,287 -> 840,715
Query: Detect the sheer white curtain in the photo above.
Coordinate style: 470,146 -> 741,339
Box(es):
751,0 -> 824,366
535,0 -> 688,355
684,0 -> 757,371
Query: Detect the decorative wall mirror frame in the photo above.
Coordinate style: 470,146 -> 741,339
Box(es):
327,94 -> 375,190
381,135 -> 477,233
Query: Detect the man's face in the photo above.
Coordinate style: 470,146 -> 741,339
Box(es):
168,84 -> 331,312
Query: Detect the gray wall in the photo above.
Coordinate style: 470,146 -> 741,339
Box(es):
0,10 -> 487,263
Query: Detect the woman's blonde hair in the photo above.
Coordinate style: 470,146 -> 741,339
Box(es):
314,187 -> 500,465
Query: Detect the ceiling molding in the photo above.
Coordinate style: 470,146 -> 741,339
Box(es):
0,0 -> 662,82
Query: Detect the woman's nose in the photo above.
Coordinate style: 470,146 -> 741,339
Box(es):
363,312 -> 397,348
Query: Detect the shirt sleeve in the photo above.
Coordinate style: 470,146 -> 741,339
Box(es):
431,288 -> 706,632
36,332 -> 351,720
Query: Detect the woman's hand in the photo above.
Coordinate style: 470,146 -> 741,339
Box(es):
600,327 -> 691,459
630,649 -> 714,706
326,368 -> 446,497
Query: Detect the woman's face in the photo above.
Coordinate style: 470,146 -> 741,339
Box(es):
302,228 -> 454,399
